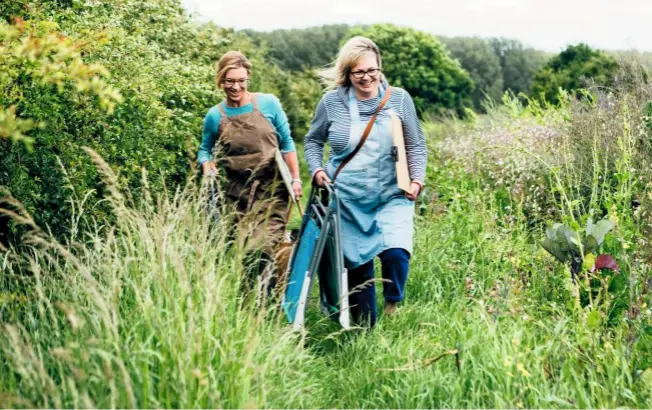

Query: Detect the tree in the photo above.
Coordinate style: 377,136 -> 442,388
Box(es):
348,24 -> 474,116
243,24 -> 352,71
530,43 -> 619,104
490,38 -> 550,96
439,36 -> 503,110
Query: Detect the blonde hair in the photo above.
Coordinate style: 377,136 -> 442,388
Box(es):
317,36 -> 385,90
216,51 -> 252,88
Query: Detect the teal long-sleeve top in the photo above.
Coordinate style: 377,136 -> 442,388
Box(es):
197,93 -> 296,165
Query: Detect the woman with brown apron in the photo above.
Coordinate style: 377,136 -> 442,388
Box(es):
198,51 -> 302,290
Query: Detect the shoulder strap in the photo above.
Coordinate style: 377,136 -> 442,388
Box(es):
218,102 -> 227,117
332,86 -> 393,182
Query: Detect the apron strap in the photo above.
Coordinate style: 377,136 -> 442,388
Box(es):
218,102 -> 227,117
332,86 -> 393,182
283,199 -> 303,228
246,179 -> 261,213
219,93 -> 258,115
282,201 -> 295,239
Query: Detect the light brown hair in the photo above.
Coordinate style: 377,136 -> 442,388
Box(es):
216,51 -> 252,88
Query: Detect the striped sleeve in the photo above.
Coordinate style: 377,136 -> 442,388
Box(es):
401,92 -> 427,184
304,97 -> 329,177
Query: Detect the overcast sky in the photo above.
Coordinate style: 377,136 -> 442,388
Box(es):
180,0 -> 652,52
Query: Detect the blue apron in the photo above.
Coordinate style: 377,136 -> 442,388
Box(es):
325,87 -> 414,269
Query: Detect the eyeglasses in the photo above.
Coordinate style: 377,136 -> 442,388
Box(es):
223,78 -> 248,87
350,68 -> 381,79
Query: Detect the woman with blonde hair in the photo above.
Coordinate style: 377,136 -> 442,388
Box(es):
304,36 -> 427,327
198,50 -> 302,288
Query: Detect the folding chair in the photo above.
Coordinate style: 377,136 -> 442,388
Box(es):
281,183 -> 350,330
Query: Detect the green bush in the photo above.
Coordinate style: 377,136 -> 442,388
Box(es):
531,43 -> 619,104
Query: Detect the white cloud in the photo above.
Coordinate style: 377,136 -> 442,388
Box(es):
181,0 -> 652,52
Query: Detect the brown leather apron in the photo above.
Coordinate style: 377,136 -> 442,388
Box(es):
216,93 -> 289,256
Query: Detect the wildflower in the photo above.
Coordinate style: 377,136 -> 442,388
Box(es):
609,204 -> 619,225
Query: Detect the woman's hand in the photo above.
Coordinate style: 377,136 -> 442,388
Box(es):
292,180 -> 303,200
202,161 -> 217,176
405,182 -> 421,201
313,170 -> 331,188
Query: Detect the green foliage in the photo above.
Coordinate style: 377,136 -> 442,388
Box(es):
540,218 -> 614,276
439,36 -> 504,110
541,223 -> 583,265
243,24 -> 351,71
276,70 -> 323,141
0,19 -> 121,147
490,37 -> 550,96
435,61 -> 650,335
531,43 -> 619,104
645,101 -> 652,135
0,0 -> 293,241
539,217 -> 627,326
348,24 -> 475,116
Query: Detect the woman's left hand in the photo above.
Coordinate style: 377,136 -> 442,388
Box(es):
405,182 -> 421,201
292,180 -> 303,200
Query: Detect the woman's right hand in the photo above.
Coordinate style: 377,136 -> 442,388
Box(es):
202,161 -> 217,177
313,170 -> 331,187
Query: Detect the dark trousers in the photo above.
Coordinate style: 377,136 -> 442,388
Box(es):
348,248 -> 410,327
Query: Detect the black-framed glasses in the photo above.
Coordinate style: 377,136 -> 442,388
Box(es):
223,78 -> 248,87
350,68 -> 381,79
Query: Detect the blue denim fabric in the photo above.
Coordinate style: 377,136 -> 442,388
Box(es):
348,248 -> 410,327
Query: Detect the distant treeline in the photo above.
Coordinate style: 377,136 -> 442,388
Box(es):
242,25 -> 652,110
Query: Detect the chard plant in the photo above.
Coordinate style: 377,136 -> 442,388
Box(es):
540,217 -> 617,280
541,217 -> 631,327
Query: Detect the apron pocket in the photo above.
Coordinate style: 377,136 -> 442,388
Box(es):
336,169 -> 371,201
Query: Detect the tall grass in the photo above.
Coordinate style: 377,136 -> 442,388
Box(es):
0,151 -> 316,408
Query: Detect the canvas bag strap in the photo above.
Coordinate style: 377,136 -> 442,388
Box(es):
332,86 -> 393,182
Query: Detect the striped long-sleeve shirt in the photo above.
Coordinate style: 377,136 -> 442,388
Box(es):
304,84 -> 427,184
